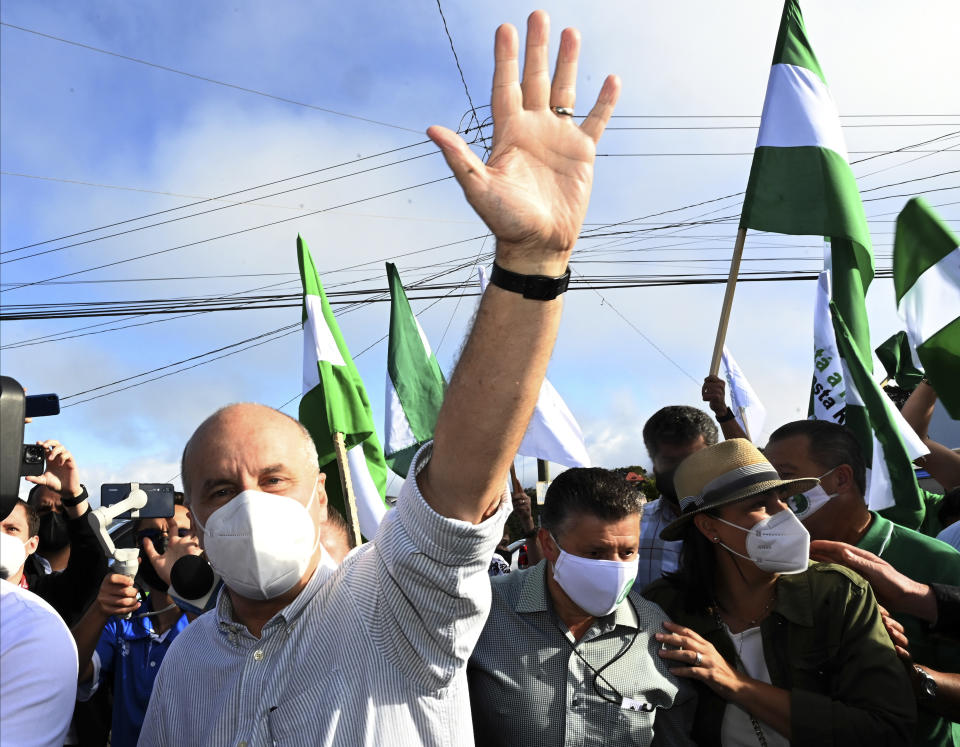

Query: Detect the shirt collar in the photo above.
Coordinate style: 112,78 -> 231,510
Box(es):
216,544 -> 339,635
855,512 -> 894,557
514,559 -> 641,631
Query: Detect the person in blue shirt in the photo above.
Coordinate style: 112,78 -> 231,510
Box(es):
72,504 -> 193,747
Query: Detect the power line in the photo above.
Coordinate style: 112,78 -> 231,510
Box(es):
434,0 -> 482,146
0,22 -> 422,133
0,175 -> 455,293
1,139 -> 432,255
1,150 -> 440,265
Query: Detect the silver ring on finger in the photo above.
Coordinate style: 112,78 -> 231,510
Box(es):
694,651 -> 703,667
552,106 -> 575,117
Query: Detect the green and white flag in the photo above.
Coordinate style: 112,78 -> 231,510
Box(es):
875,331 -> 925,390
384,262 -> 446,478
740,0 -> 874,457
894,197 -> 960,418
830,300 -> 928,520
297,236 -> 388,539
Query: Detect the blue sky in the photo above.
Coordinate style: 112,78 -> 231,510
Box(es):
2,0 -> 958,498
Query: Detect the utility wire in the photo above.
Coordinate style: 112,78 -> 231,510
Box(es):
1,140 -> 432,255
1,150 -> 440,265
434,0 -> 482,147
0,22 -> 422,133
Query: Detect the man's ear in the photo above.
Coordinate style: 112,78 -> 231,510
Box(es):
24,535 -> 39,557
832,463 -> 855,494
538,528 -> 559,564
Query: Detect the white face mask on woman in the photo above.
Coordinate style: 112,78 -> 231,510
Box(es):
194,477 -> 321,600
713,508 -> 810,574
550,534 -> 639,617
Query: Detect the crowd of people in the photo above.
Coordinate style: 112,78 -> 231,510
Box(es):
1,11 -> 959,746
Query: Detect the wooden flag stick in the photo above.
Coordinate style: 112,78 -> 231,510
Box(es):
332,431 -> 363,549
709,227 -> 748,377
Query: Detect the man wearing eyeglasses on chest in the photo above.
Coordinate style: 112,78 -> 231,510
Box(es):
468,468 -> 696,747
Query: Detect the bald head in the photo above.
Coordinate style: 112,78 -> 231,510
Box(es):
181,403 -> 319,503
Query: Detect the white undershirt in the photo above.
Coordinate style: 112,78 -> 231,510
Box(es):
720,623 -> 789,747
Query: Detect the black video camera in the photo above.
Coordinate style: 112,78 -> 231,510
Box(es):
0,376 -> 60,521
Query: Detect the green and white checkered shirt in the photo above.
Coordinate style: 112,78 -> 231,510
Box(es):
468,560 -> 697,747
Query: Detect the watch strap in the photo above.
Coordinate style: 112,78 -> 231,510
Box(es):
488,262 -> 570,301
716,408 -> 737,423
60,484 -> 88,508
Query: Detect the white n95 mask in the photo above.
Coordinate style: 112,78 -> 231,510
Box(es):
194,478 -> 320,600
0,531 -> 27,579
786,467 -> 838,521
551,535 -> 639,617
714,508 -> 810,575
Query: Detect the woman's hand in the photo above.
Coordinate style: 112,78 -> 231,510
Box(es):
656,621 -> 746,699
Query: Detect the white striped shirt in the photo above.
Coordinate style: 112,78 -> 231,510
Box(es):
138,444 -> 509,747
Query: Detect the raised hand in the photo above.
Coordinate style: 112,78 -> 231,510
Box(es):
25,439 -> 83,500
96,573 -> 140,617
427,10 -> 620,276
141,533 -> 202,587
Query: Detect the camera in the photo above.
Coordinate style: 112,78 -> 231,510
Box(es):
21,444 -> 46,477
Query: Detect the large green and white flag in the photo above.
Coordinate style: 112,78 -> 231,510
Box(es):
297,236 -> 388,539
894,197 -> 960,418
384,262 -> 446,478
740,0 -> 874,458
830,299 -> 928,522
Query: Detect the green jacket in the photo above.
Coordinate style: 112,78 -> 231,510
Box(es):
643,563 -> 916,746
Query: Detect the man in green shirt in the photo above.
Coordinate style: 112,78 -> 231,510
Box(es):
764,419 -> 960,747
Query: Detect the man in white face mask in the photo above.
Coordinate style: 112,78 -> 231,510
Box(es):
469,467 -> 696,747
140,11 -> 623,747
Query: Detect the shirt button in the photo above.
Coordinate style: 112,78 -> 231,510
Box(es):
239,742 -> 248,747
253,649 -> 264,661
149,661 -> 156,668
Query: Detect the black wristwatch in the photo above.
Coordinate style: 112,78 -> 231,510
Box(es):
914,665 -> 938,701
60,484 -> 89,508
488,262 -> 571,301
716,407 -> 736,423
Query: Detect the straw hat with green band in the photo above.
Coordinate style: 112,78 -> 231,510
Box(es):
659,439 -> 819,541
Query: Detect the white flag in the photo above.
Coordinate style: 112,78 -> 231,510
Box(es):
720,346 -> 767,441
478,267 -> 591,468
812,270 -> 928,512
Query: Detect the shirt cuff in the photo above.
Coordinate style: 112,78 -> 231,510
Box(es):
76,651 -> 101,703
395,441 -> 511,566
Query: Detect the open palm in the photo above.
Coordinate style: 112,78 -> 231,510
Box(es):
428,11 -> 620,276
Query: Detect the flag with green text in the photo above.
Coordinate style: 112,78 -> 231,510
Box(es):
740,0 -> 874,462
894,197 -> 960,418
830,300 -> 927,525
384,262 -> 446,477
297,235 -> 388,539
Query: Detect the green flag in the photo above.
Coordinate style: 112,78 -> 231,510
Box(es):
297,235 -> 388,539
894,197 -> 960,418
383,262 -> 446,477
875,331 -> 925,390
830,301 -> 924,528
740,0 -> 874,457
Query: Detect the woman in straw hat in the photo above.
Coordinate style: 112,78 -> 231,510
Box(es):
643,439 -> 914,746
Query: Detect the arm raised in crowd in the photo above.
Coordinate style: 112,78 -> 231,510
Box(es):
702,375 -> 749,441
419,11 -> 619,524
24,440 -> 109,625
901,379 -> 960,491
